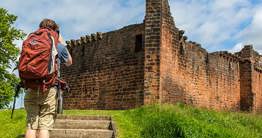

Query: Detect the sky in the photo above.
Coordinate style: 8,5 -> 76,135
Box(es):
1,0 -> 262,53
1,0 -> 262,108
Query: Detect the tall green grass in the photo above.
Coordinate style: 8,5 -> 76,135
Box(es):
66,104 -> 262,138
0,109 -> 26,138
1,104 -> 262,138
124,104 -> 262,138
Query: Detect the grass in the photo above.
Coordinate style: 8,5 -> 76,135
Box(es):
1,104 -> 262,138
0,109 -> 26,138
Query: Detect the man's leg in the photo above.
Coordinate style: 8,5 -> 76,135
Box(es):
38,87 -> 57,138
38,130 -> 49,138
24,90 -> 39,138
25,128 -> 36,138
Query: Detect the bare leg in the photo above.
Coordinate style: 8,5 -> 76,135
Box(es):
38,129 -> 49,138
25,128 -> 36,138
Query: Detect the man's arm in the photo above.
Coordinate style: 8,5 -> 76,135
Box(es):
58,44 -> 72,66
58,34 -> 72,66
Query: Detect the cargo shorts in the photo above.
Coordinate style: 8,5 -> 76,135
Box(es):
24,87 -> 57,130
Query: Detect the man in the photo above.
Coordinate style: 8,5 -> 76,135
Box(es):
24,19 -> 72,138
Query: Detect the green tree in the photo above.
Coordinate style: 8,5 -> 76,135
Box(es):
0,8 -> 25,109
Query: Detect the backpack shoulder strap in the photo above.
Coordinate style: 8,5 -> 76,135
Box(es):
47,32 -> 58,74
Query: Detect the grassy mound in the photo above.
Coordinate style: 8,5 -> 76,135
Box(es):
1,104 -> 262,138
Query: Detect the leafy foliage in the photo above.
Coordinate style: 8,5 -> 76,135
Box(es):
0,8 -> 25,108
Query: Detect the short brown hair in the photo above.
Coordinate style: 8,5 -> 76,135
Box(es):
39,19 -> 59,31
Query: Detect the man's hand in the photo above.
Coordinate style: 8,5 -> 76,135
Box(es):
65,54 -> 72,66
58,34 -> 67,46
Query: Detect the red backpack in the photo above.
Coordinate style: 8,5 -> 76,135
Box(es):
18,28 -> 59,92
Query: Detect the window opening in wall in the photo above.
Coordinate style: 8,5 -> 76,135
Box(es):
135,34 -> 143,52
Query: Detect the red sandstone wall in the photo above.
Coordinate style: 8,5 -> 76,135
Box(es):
239,60 -> 252,111
237,46 -> 262,112
252,67 -> 262,112
208,53 -> 240,110
159,0 -> 241,111
144,0 -> 161,104
61,24 -> 145,109
61,0 -> 261,112
160,0 -> 182,104
251,52 -> 262,112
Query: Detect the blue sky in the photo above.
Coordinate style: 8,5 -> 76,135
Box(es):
1,0 -> 262,53
1,0 -> 262,108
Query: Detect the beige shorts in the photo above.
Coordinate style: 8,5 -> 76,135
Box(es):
24,87 -> 57,130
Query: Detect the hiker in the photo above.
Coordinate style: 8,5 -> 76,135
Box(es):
18,19 -> 72,138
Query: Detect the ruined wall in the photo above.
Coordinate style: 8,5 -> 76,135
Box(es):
251,49 -> 262,112
208,52 -> 240,110
159,0 -> 241,111
252,65 -> 262,112
61,0 -> 262,112
238,46 -> 254,111
144,0 -> 162,104
160,0 -> 183,104
239,60 -> 252,111
61,24 -> 145,109
237,45 -> 262,112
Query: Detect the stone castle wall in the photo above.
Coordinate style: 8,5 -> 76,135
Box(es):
61,24 -> 145,109
237,45 -> 262,112
250,49 -> 262,112
157,0 -> 240,111
252,66 -> 262,112
62,0 -> 262,112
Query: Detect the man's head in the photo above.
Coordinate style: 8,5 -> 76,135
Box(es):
39,19 -> 59,33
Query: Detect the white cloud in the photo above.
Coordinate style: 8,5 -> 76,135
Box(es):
229,43 -> 244,53
212,0 -> 250,11
170,0 -> 260,53
1,0 -> 261,54
236,4 -> 262,53
0,0 -> 145,40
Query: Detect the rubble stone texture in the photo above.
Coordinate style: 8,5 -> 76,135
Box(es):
61,0 -> 262,112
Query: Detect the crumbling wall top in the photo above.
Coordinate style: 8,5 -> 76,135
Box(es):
66,32 -> 103,47
65,23 -> 144,48
210,51 -> 240,62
